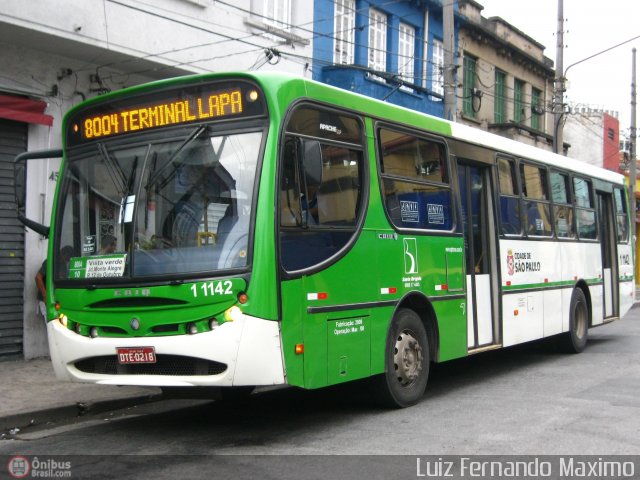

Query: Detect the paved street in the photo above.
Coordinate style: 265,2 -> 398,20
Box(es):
1,307 -> 639,477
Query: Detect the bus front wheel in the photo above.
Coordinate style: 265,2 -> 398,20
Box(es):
373,308 -> 430,408
561,288 -> 589,353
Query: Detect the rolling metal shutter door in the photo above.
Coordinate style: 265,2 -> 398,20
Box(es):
0,119 -> 27,360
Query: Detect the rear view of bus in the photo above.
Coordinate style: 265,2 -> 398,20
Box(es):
47,76 -> 284,389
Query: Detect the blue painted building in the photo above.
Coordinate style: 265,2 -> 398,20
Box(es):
312,0 -> 458,117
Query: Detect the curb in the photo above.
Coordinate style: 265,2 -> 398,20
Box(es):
0,393 -> 163,434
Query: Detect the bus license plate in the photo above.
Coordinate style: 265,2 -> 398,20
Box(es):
116,347 -> 156,364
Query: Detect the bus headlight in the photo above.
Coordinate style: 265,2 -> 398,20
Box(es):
58,314 -> 68,327
223,306 -> 243,322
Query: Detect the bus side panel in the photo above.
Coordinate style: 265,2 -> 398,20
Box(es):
500,240 -> 551,347
543,289 -> 563,337
561,242 -> 603,325
575,243 -> 604,325
502,293 -> 543,346
589,283 -> 604,326
280,280 -> 306,388
433,299 -> 468,362
543,242 -> 565,337
617,242 -> 634,318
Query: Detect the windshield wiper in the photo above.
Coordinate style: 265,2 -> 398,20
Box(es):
97,142 -> 127,196
146,125 -> 207,190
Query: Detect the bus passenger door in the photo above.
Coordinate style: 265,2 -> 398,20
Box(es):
458,162 -> 499,349
597,192 -> 619,320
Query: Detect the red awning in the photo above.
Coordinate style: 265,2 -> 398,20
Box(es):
0,94 -> 53,126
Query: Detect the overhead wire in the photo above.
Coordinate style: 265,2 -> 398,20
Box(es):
89,0 -> 460,86
14,0 -> 558,127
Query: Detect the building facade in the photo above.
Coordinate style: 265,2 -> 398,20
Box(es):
563,107 -> 621,171
457,0 -> 556,151
312,0 -> 456,117
0,0 -> 313,360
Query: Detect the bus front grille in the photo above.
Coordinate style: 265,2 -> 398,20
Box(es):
75,355 -> 227,376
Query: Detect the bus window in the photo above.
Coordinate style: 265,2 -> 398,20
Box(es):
550,171 -> 575,238
520,162 -> 552,237
614,188 -> 629,243
573,177 -> 597,239
497,157 -> 521,235
279,106 -> 365,272
379,128 -> 452,231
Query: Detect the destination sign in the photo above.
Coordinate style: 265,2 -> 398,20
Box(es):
67,80 -> 266,146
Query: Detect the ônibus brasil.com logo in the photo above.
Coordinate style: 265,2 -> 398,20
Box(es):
7,456 -> 72,478
7,456 -> 30,478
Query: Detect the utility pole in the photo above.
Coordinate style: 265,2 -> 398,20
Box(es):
443,0 -> 456,122
630,48 -> 637,227
553,0 -> 564,154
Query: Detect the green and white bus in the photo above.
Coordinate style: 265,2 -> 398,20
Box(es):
16,72 -> 634,407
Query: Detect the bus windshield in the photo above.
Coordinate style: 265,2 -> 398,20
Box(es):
55,128 -> 262,281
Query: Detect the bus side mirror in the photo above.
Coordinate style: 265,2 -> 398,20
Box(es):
13,149 -> 63,238
301,139 -> 323,190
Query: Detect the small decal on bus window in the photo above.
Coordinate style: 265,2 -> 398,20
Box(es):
400,201 -> 419,223
427,204 -> 444,225
319,123 -> 342,135
83,235 -> 96,254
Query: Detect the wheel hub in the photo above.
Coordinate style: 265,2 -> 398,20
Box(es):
394,329 -> 423,386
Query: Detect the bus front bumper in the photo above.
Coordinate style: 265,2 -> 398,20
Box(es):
47,314 -> 286,387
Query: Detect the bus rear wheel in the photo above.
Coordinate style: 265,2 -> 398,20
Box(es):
373,308 -> 429,408
561,288 -> 589,353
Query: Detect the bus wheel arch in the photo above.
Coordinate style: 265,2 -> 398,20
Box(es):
562,283 -> 591,353
372,293 -> 437,408
573,280 -> 593,328
396,293 -> 439,363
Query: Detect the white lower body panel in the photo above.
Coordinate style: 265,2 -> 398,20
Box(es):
47,314 -> 286,387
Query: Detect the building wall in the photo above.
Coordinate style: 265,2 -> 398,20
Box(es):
0,0 -> 313,359
563,113 -> 605,168
457,0 -> 555,151
312,0 -> 450,117
603,113 -> 621,172
563,110 -> 620,171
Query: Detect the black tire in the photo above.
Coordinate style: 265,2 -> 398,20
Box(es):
561,288 -> 589,353
372,308 -> 430,408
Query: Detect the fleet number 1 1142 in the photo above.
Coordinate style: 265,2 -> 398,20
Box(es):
190,280 -> 233,298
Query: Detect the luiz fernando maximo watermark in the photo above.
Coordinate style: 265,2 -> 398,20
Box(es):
416,457 -> 637,478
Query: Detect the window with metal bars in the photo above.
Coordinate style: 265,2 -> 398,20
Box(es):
494,70 -> 506,123
514,78 -> 525,123
463,55 -> 476,117
334,0 -> 355,65
398,23 -> 415,83
431,39 -> 444,95
531,87 -> 542,130
368,8 -> 387,73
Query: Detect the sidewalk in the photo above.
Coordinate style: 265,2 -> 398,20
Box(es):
0,358 -> 161,432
